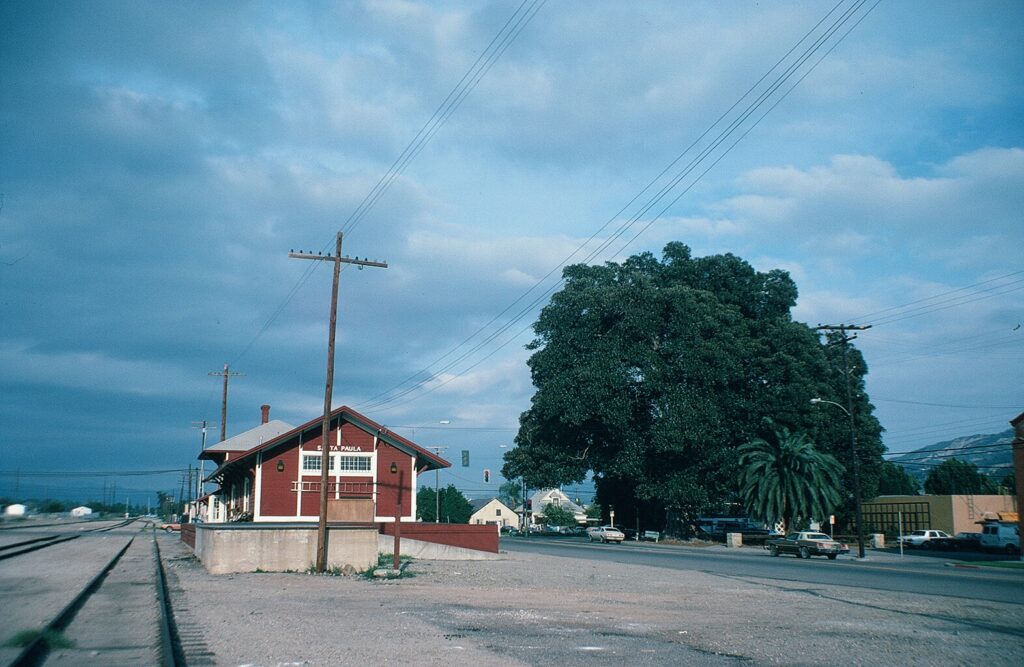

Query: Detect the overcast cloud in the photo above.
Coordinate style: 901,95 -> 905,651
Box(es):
2,1 -> 1021,503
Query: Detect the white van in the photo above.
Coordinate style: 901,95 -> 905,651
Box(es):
979,522 -> 1019,554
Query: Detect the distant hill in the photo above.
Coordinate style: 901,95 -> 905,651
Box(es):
890,429 -> 1015,485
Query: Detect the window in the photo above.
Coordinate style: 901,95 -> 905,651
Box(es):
302,454 -> 321,472
334,455 -> 371,472
496,509 -> 502,516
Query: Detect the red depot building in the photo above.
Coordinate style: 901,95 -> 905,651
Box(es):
199,404 -> 448,524
187,405 -> 497,574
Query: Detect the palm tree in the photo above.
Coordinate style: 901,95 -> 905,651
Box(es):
738,424 -> 844,533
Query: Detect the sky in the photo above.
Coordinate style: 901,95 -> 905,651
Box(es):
2,0 -> 1022,506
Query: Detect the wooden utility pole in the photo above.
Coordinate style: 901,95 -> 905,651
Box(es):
209,363 -> 244,442
1011,412 -> 1024,561
815,323 -> 871,559
191,420 -> 210,502
290,232 -> 387,573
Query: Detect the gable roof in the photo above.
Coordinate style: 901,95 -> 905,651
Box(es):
199,420 -> 296,459
205,405 -> 449,481
469,497 -> 517,516
529,488 -> 586,514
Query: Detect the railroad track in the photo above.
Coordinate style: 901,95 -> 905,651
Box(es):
2,526 -> 185,666
0,518 -> 138,561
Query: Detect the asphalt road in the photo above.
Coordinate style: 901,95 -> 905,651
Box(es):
501,536 -> 1024,605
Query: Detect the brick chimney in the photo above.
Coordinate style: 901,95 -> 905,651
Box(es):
261,404 -> 270,424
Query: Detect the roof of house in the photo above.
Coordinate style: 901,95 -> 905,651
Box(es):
530,488 -> 586,514
199,420 -> 296,459
205,405 -> 450,481
469,498 -> 517,515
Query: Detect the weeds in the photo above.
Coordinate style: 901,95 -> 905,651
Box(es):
4,629 -> 74,649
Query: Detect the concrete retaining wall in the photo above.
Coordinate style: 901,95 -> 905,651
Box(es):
194,523 -> 377,575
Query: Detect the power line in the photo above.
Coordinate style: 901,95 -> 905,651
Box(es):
873,397 -> 1022,410
852,270 -> 1024,324
227,0 -> 546,368
358,0 -> 880,413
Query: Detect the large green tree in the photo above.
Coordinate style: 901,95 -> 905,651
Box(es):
416,484 -> 473,523
924,459 -> 999,495
738,424 -> 844,532
541,503 -> 577,527
502,243 -> 884,534
877,461 -> 919,495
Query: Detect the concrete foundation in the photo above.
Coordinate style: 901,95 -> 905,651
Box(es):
194,523 -> 378,575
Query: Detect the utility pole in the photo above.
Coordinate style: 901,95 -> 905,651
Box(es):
192,420 -> 210,501
290,232 -> 388,573
209,364 -> 244,442
815,323 -> 871,559
428,447 -> 448,523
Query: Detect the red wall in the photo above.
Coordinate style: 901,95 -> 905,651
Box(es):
254,420 -> 422,521
259,444 -> 301,517
380,522 -> 499,553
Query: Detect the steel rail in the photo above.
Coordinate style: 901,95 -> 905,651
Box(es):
0,519 -> 137,561
8,537 -> 135,667
152,531 -> 181,667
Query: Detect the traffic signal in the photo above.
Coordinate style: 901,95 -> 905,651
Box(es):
461,450 -> 469,467
483,469 -> 490,483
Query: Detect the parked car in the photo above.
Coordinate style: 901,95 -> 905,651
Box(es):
499,526 -> 521,536
925,531 -> 981,551
980,523 -> 1020,554
765,532 -> 848,559
160,522 -> 181,533
898,529 -> 951,548
587,525 -> 625,543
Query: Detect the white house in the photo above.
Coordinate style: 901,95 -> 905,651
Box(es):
527,488 -> 588,526
469,498 -> 518,529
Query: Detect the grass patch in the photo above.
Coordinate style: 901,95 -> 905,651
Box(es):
362,553 -> 415,580
4,629 -> 74,650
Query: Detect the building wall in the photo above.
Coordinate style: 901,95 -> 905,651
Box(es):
863,494 -> 1018,535
374,443 -> 415,521
470,499 -> 517,528
242,420 -> 420,522
379,522 -> 499,553
258,443 -> 301,518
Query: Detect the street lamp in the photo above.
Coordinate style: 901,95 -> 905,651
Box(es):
811,397 -> 865,559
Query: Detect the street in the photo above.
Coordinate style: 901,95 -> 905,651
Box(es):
501,536 -> 1024,605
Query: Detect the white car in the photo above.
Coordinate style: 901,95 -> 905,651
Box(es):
587,525 -> 625,543
898,529 -> 950,548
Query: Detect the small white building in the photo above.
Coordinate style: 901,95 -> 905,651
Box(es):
70,506 -> 93,517
4,503 -> 27,517
469,498 -> 518,529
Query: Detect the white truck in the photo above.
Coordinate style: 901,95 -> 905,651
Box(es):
979,521 -> 1020,554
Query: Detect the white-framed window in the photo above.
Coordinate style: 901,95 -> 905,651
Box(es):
496,508 -> 502,516
334,455 -> 371,472
301,453 -> 371,474
302,454 -> 321,473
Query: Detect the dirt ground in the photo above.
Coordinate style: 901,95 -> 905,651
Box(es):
160,535 -> 1024,666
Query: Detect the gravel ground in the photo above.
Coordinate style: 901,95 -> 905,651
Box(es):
160,534 -> 1024,666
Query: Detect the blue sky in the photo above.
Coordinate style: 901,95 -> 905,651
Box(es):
1,1 -> 1021,505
